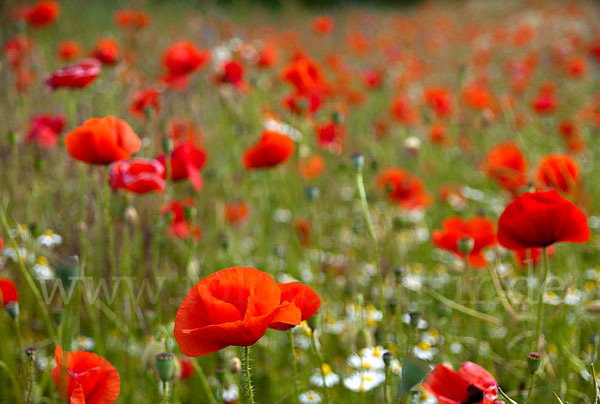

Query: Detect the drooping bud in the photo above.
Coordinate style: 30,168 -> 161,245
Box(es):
307,314 -> 320,332
155,352 -> 175,382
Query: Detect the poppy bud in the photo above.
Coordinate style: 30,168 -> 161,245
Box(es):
55,255 -> 79,290
331,111 -> 343,125
383,351 -> 393,367
124,206 -> 138,224
229,357 -> 242,374
6,302 -> 19,320
183,205 -> 196,221
527,352 -> 542,373
458,237 -> 474,257
219,235 -> 230,250
144,106 -> 154,120
304,186 -> 320,201
25,346 -> 37,357
161,137 -> 173,154
34,158 -> 44,172
409,311 -> 421,329
351,152 -> 364,170
356,328 -> 373,350
307,313 -> 320,331
156,352 -> 175,382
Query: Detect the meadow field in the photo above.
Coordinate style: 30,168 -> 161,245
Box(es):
2,0 -> 600,403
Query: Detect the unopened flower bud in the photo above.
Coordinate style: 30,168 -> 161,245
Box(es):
458,237 -> 474,257
383,351 -> 393,367
155,352 -> 175,382
351,152 -> 365,170
6,302 -> 19,320
332,111 -> 343,125
527,352 -> 542,373
409,311 -> 421,329
229,357 -> 242,374
183,206 -> 196,221
356,328 -> 373,350
307,314 -> 320,331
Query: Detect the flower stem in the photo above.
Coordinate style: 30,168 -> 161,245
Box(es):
162,381 -> 169,404
525,372 -> 535,404
487,264 -> 520,320
534,248 -> 550,352
289,329 -> 299,402
0,360 -> 25,404
423,286 -> 500,326
103,167 -> 117,288
310,330 -> 330,404
244,346 -> 256,404
191,359 -> 218,404
355,166 -> 387,340
383,366 -> 390,404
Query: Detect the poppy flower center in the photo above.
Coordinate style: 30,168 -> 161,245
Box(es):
461,385 -> 484,404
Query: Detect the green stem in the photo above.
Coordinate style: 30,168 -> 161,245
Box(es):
534,248 -> 550,352
487,264 -> 520,320
26,352 -> 35,404
244,346 -> 256,404
310,331 -> 330,404
383,366 -> 390,404
525,372 -> 536,404
289,329 -> 299,402
0,360 -> 25,404
103,167 -> 117,287
0,207 -> 57,344
162,381 -> 169,403
356,167 -> 386,340
498,387 -> 520,404
423,287 -> 500,326
191,359 -> 218,404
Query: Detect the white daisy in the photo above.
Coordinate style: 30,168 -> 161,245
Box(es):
33,256 -> 54,281
343,370 -> 386,392
299,390 -> 322,404
310,364 -> 340,387
37,230 -> 62,248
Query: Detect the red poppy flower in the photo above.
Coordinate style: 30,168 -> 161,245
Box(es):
269,282 -> 321,330
52,347 -> 120,404
362,68 -> 382,89
429,122 -> 450,146
312,16 -> 334,35
484,142 -> 528,195
281,57 -> 327,95
57,40 -> 81,61
283,91 -> 322,116
129,88 -> 161,120
161,41 -> 210,89
114,9 -> 150,30
316,121 -> 345,153
64,116 -> 141,165
0,236 -> 3,252
215,60 -> 245,90
462,81 -> 493,111
91,38 -> 120,65
531,86 -> 557,115
174,266 -> 301,356
167,118 -> 202,147
160,199 -> 201,240
224,201 -> 250,225
535,154 -> 579,194
157,141 -> 207,190
0,278 -> 18,307
376,168 -> 432,210
14,1 -> 60,28
424,362 -> 501,404
243,131 -> 295,170
514,246 -> 555,269
25,113 -> 66,148
497,190 -> 590,250
295,218 -> 310,246
4,35 -> 33,69
109,158 -> 165,194
424,86 -> 453,118
178,356 -> 195,381
565,56 -> 587,79
432,217 -> 497,268
45,58 -> 101,90
299,155 -> 325,180
390,95 -> 418,125
256,43 -> 278,68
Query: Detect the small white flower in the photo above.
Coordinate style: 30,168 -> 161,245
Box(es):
413,341 -> 438,361
222,383 -> 239,402
273,209 -> 292,223
37,230 -> 62,248
33,256 -> 54,281
299,390 -> 322,404
564,289 -> 583,306
544,291 -> 561,305
343,370 -> 386,392
402,273 -> 422,291
310,364 -> 340,387
73,336 -> 95,351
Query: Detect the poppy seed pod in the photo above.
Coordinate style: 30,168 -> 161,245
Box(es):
383,351 -> 393,367
6,302 -> 19,320
307,313 -> 320,331
527,352 -> 542,373
457,237 -> 475,257
351,152 -> 364,170
156,352 -> 175,382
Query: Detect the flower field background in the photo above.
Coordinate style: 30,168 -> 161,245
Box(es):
2,0 -> 600,403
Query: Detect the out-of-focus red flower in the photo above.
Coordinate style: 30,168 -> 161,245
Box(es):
14,1 -> 60,28
295,218 -> 310,246
283,90 -> 322,116
114,9 -> 150,30
497,190 -> 589,249
243,130 -> 295,170
178,356 -> 195,381
0,237 -> 3,253
565,56 -> 587,79
299,155 -> 325,180
4,35 -> 33,69
157,141 -> 207,191
0,278 -> 18,307
129,88 -> 161,120
312,16 -> 334,35
514,246 -> 555,269
316,121 -> 344,153
424,362 -> 501,404
109,158 -> 165,194
256,43 -> 278,68
462,81 -> 493,111
16,69 -> 36,93
160,199 -> 201,240
269,282 -> 321,330
168,118 -> 202,147
215,60 -> 245,90
281,56 -> 327,95
438,184 -> 466,209
432,217 -> 497,268
174,266 -> 301,356
57,40 -> 81,61
558,120 -> 584,154
484,142 -> 528,195
429,122 -> 450,146
92,38 -> 120,65
535,154 -> 579,194
424,86 -> 453,118
362,68 -> 382,89
161,41 -> 210,89
390,95 -> 418,125
52,347 -> 120,404
25,113 -> 65,148
45,58 -> 101,90
224,201 -> 250,225
376,168 -> 432,210
64,116 -> 141,165
531,84 -> 557,115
